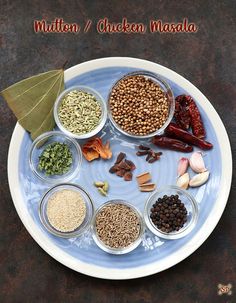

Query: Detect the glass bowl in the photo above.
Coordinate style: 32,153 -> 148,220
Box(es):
39,183 -> 94,238
92,200 -> 144,255
107,71 -> 175,139
54,85 -> 107,139
29,131 -> 82,183
144,186 -> 199,240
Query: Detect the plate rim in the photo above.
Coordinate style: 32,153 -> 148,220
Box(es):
7,57 -> 232,279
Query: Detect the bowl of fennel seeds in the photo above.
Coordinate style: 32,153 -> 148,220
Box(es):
54,86 -> 107,139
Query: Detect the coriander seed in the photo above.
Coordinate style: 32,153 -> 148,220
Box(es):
109,74 -> 170,136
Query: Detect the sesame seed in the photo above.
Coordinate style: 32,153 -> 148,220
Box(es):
46,189 -> 86,232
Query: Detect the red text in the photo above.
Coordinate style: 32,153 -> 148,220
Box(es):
97,18 -> 146,34
150,18 -> 197,33
34,18 -> 80,34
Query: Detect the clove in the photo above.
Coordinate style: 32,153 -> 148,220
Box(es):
138,145 -> 150,150
176,172 -> 190,190
189,171 -> 210,187
146,151 -> 152,161
177,157 -> 189,177
136,146 -> 162,163
189,151 -> 207,173
136,150 -> 149,156
148,157 -> 159,163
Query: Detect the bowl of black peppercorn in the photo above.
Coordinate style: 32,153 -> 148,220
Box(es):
144,186 -> 199,239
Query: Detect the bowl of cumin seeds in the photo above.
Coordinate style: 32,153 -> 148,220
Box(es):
92,200 -> 144,255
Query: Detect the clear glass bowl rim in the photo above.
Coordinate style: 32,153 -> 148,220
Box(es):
144,185 -> 199,240
53,85 -> 108,139
38,183 -> 95,238
107,70 -> 175,139
91,199 -> 145,255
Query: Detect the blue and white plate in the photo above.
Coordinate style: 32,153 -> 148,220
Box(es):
7,57 -> 232,279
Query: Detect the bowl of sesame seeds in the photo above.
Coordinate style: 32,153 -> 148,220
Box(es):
108,71 -> 175,138
39,183 -> 94,238
92,200 -> 144,254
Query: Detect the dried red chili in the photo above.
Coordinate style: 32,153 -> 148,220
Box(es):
188,100 -> 205,138
174,95 -> 191,130
174,95 -> 205,138
151,136 -> 193,152
166,123 -> 213,150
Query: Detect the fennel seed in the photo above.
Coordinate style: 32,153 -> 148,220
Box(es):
58,90 -> 102,135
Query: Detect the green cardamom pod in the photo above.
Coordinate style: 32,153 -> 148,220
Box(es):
98,188 -> 107,196
94,181 -> 105,188
103,181 -> 109,192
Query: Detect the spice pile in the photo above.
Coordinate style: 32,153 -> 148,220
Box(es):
136,144 -> 162,163
109,75 -> 169,136
58,89 -> 102,135
109,152 -> 136,181
38,142 -> 72,176
95,203 -> 140,248
175,95 -> 205,138
152,95 -> 213,152
82,137 -> 112,161
150,195 -> 187,233
94,181 -> 109,196
176,152 -> 210,189
47,189 -> 86,232
136,172 -> 156,192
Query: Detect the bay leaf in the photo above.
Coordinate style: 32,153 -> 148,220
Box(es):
1,69 -> 64,140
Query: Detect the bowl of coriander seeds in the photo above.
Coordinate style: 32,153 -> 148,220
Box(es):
54,86 -> 107,139
108,71 -> 175,138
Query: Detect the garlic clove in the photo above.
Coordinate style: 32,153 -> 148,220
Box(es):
177,172 -> 190,190
189,171 -> 210,187
189,151 -> 207,173
177,157 -> 189,177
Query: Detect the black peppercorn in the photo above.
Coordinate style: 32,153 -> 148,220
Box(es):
150,194 -> 188,233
